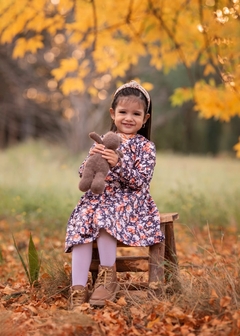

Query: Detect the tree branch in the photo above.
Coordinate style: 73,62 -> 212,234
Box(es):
198,0 -> 223,81
91,0 -> 98,51
148,0 -> 195,87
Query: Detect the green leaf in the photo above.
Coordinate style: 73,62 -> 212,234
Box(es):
12,234 -> 30,284
28,232 -> 41,285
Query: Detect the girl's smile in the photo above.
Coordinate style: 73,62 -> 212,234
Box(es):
110,97 -> 150,135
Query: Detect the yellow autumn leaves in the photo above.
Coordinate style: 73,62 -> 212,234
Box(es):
194,81 -> 240,122
52,59 -> 90,95
0,0 -> 239,156
13,36 -> 44,58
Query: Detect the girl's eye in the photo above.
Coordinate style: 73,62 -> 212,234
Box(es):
119,111 -> 126,114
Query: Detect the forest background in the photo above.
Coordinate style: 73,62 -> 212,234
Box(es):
1,1 -> 240,335
0,0 -> 240,155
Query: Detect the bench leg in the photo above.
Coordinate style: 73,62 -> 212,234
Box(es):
164,222 -> 181,292
148,224 -> 166,294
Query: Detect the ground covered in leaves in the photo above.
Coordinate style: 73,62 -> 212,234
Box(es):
1,220 -> 240,336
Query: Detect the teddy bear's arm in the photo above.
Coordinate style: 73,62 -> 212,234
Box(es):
89,132 -> 104,144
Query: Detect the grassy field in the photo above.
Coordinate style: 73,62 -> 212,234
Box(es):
153,152 -> 240,228
1,140 -> 240,335
0,140 -> 239,232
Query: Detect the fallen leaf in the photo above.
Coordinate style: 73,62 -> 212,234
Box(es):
26,304 -> 38,315
129,306 -> 146,319
220,296 -> 231,308
116,296 -> 127,306
167,307 -> 186,319
147,316 -> 160,329
2,285 -> 16,295
211,289 -> 219,298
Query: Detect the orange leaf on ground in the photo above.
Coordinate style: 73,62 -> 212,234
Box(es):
116,296 -> 127,306
220,296 -> 231,308
2,285 -> 16,295
147,316 -> 160,329
167,307 -> 187,319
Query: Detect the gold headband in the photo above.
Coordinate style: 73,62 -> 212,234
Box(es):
114,80 -> 151,111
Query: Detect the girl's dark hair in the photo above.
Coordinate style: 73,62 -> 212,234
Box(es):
110,87 -> 152,140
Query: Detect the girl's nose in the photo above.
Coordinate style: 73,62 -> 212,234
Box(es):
124,113 -> 133,121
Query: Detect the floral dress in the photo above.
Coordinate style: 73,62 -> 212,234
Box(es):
65,134 -> 164,253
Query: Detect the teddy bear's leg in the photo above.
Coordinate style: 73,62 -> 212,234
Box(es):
79,169 -> 94,192
91,172 -> 106,194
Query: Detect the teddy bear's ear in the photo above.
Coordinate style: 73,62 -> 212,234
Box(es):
89,132 -> 103,144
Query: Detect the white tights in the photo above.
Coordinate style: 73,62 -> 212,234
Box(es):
71,229 -> 117,287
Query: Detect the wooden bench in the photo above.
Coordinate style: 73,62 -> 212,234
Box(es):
90,212 -> 179,292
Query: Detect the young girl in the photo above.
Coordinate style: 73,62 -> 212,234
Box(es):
65,80 -> 164,309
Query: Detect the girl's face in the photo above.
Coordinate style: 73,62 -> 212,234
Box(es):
110,96 -> 150,135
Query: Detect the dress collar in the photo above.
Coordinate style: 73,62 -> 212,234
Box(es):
117,133 -> 136,143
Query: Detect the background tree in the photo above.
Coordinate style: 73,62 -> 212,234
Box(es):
0,0 -> 239,155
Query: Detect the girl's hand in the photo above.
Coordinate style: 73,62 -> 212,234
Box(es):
89,144 -> 105,155
90,144 -> 119,167
102,149 -> 119,167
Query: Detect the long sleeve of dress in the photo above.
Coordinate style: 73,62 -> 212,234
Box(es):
78,144 -> 96,177
111,140 -> 156,190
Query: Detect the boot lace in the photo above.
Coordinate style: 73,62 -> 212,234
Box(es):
71,288 -> 86,307
95,267 -> 113,288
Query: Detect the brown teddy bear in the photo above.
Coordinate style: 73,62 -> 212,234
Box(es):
79,131 -> 123,194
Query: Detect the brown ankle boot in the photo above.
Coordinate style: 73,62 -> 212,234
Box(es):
89,265 -> 119,306
69,285 -> 88,310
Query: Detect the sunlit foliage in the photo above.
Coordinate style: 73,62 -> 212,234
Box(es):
0,0 -> 239,154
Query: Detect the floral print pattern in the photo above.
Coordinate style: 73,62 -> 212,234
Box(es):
65,134 -> 164,253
